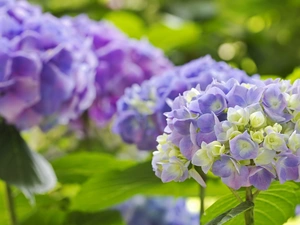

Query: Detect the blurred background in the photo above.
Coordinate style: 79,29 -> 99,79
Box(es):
30,0 -> 300,78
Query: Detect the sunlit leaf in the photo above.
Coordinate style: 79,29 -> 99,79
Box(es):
147,21 -> 200,52
202,182 -> 300,225
21,209 -> 66,225
105,11 -> 145,38
70,161 -> 229,212
52,152 -> 135,184
287,67 -> 300,83
260,75 -> 280,80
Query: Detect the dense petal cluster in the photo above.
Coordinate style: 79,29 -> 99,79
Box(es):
65,15 -> 173,126
117,195 -> 198,225
152,78 -> 300,190
114,55 -> 260,150
0,1 -> 97,130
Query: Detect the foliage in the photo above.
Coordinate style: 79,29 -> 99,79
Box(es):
202,182 -> 300,225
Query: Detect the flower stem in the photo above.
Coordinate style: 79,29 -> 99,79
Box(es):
228,187 -> 243,203
195,167 -> 207,225
5,184 -> 18,225
244,186 -> 254,225
200,184 -> 205,220
253,189 -> 260,200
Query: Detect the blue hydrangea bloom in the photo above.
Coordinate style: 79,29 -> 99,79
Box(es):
64,15 -> 173,127
114,55 -> 260,150
152,78 -> 300,190
117,196 -> 199,225
0,1 -> 97,130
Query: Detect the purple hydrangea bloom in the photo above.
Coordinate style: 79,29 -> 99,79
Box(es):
0,1 -> 97,130
152,77 -> 300,190
114,55 -> 260,150
117,195 -> 199,225
64,15 -> 173,127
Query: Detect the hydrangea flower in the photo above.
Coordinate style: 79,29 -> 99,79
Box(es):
114,55 -> 260,150
63,15 -> 173,127
117,195 -> 199,225
296,205 -> 300,215
152,78 -> 300,190
0,1 -> 97,130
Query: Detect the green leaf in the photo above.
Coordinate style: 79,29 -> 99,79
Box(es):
287,67 -> 300,83
0,123 -> 56,198
21,209 -> 66,225
206,201 -> 254,225
52,152 -> 135,184
71,160 -> 230,212
0,180 -> 63,225
105,11 -> 145,38
202,182 -> 300,225
260,75 -> 280,80
70,160 -> 168,211
147,21 -> 201,52
63,210 -> 125,225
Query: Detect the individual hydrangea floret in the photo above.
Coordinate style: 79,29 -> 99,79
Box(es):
117,195 -> 199,225
64,15 -> 173,127
114,55 -> 261,150
152,78 -> 300,190
0,1 -> 97,130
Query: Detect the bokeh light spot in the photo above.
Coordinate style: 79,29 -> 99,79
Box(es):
218,43 -> 236,61
247,16 -> 265,33
241,58 -> 257,74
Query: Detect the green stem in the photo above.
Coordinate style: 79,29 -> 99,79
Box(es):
82,111 -> 92,151
5,184 -> 18,225
200,184 -> 205,220
195,167 -> 207,225
253,189 -> 260,200
228,187 -> 243,203
244,186 -> 254,225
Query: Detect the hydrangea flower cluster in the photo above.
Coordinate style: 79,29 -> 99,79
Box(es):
117,195 -> 198,225
114,55 -> 260,150
64,15 -> 173,126
0,0 -> 97,130
152,78 -> 300,190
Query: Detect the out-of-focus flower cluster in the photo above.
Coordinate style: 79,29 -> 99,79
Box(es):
152,78 -> 300,190
0,0 -> 97,130
64,15 -> 173,127
114,55 -> 259,150
117,195 -> 198,225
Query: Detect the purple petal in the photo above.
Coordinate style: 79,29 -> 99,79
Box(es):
212,155 -> 233,178
179,135 -> 198,160
197,113 -> 215,133
173,119 -> 193,135
222,165 -> 249,190
230,131 -> 259,160
0,51 -> 11,82
34,63 -> 75,115
11,53 -> 41,79
276,155 -> 300,183
249,166 -> 275,190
